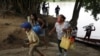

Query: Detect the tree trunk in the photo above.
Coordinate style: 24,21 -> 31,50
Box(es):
70,0 -> 83,27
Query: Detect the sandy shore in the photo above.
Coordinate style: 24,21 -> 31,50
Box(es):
0,42 -> 100,56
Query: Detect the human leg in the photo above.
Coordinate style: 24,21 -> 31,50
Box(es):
35,47 -> 44,56
84,32 -> 88,39
63,49 -> 67,56
39,29 -> 48,49
58,40 -> 63,53
29,44 -> 35,56
87,32 -> 91,40
57,40 -> 63,56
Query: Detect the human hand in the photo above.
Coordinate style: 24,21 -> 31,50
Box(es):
23,43 -> 30,47
62,29 -> 66,32
26,43 -> 30,45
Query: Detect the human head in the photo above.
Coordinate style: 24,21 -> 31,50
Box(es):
57,5 -> 59,7
21,22 -> 32,31
57,14 -> 66,23
43,1 -> 46,3
73,26 -> 78,30
30,13 -> 38,21
88,25 -> 92,28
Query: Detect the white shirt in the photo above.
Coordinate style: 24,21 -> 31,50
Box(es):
55,21 -> 70,40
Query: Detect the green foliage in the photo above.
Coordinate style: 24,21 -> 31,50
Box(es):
82,0 -> 100,21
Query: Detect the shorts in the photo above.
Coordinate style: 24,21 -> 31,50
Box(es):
38,29 -> 45,37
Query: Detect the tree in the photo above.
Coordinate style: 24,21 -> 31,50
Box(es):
83,0 -> 100,21
0,0 -> 44,17
70,0 -> 100,27
70,0 -> 83,27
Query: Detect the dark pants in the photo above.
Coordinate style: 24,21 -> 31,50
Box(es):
55,11 -> 59,17
84,32 -> 91,40
58,40 -> 66,53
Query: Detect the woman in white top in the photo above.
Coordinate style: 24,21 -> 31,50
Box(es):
49,14 -> 70,56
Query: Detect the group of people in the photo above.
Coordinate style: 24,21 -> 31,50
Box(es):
21,13 -> 48,56
42,1 -> 60,17
42,1 -> 49,15
20,10 -> 96,56
21,13 -> 78,56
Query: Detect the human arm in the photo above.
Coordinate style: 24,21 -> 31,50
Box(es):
62,21 -> 72,33
26,41 -> 38,45
38,18 -> 45,28
63,26 -> 72,34
92,26 -> 96,31
49,27 -> 56,35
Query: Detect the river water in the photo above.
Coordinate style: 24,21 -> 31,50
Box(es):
40,2 -> 100,39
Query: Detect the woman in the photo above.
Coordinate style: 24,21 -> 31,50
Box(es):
30,13 -> 48,48
49,14 -> 71,56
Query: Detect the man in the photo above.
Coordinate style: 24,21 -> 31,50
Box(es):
84,25 -> 96,40
55,5 -> 60,17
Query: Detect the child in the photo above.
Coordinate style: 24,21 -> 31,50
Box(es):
49,14 -> 70,56
21,22 -> 44,56
71,27 -> 78,43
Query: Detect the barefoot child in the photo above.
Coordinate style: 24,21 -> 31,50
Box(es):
21,22 -> 44,56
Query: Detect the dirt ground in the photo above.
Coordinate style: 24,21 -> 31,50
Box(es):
0,42 -> 100,56
0,15 -> 100,56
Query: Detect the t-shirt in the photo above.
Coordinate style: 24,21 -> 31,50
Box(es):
26,30 -> 39,45
55,21 -> 70,40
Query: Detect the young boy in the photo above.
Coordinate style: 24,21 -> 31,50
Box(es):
21,22 -> 44,56
49,15 -> 71,56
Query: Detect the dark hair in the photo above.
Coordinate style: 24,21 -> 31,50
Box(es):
31,13 -> 38,21
60,14 -> 66,20
73,27 -> 78,30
